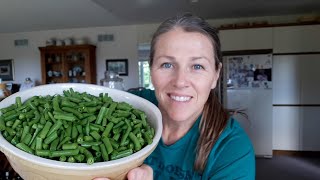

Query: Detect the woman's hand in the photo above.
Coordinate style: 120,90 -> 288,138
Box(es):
92,164 -> 153,180
127,164 -> 153,180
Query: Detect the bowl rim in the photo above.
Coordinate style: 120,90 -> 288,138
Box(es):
0,83 -> 162,171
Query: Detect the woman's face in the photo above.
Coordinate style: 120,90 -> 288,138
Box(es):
151,27 -> 221,123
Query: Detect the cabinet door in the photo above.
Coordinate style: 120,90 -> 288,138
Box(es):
273,25 -> 320,53
220,28 -> 273,51
273,55 -> 301,104
273,106 -> 301,150
300,54 -> 320,104
300,107 -> 320,151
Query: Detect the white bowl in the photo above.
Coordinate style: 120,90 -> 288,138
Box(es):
0,83 -> 162,180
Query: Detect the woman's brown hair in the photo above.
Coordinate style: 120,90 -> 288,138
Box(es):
149,13 -> 229,172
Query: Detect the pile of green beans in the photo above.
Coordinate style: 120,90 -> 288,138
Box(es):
0,88 -> 155,165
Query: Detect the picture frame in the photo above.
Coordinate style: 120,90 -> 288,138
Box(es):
106,59 -> 128,76
0,59 -> 14,81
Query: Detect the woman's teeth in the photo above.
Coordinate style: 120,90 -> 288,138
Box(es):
170,95 -> 191,102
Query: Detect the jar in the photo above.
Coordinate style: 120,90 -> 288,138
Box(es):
100,71 -> 124,90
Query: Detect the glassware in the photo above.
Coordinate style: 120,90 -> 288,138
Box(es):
100,71 -> 125,90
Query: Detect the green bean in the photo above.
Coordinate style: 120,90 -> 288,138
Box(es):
80,141 -> 102,147
102,137 -> 113,154
57,136 -> 71,149
142,133 -> 152,144
47,120 -> 63,136
54,114 -> 76,122
6,127 -> 16,136
50,138 -> 59,151
61,107 -> 83,119
129,132 -> 141,151
113,121 -> 125,129
83,135 -> 94,142
11,135 -> 19,145
89,125 -> 100,132
102,122 -> 113,138
77,134 -> 84,144
20,125 -> 30,141
6,121 -> 13,127
79,147 -> 94,165
1,104 -> 16,114
4,114 -> 19,121
50,149 -> 80,158
59,155 -> 67,162
99,144 -> 109,161
71,124 -> 78,139
16,142 -> 34,154
91,145 -> 100,152
109,138 -> 120,149
44,131 -> 58,145
116,102 -> 132,111
53,96 -> 63,112
110,149 -> 133,160
42,143 -> 49,150
36,149 -> 51,157
76,124 -> 83,134
38,121 -> 52,139
90,131 -> 101,140
68,156 -> 76,163
22,133 -> 32,145
62,143 -> 78,150
36,137 -> 43,150
74,154 -> 85,163
28,124 -> 42,146
120,124 -> 132,146
0,118 -> 6,131
61,100 -> 77,108
95,106 -> 107,125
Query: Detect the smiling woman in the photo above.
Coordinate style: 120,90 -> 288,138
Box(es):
95,13 -> 255,180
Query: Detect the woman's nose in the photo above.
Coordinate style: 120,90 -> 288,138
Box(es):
172,68 -> 189,88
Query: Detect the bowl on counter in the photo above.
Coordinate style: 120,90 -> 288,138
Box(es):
0,83 -> 162,180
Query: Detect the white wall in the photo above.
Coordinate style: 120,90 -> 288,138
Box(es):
0,25 -> 141,90
0,13 -> 310,89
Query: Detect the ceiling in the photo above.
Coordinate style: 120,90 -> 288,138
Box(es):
0,0 -> 319,33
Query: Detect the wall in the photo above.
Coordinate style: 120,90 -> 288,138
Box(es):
0,13 -> 310,89
0,25 -> 140,90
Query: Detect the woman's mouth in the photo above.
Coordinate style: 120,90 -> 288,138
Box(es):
170,95 -> 192,102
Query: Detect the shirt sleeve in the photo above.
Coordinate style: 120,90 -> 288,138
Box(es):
204,127 -> 256,180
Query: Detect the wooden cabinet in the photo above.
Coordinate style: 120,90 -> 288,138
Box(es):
39,45 -> 96,84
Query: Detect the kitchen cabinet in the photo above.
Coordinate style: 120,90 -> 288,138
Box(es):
219,27 -> 273,51
273,54 -> 320,151
273,25 -> 320,53
273,107 -> 301,150
273,106 -> 320,151
272,55 -> 301,104
39,45 -> 97,84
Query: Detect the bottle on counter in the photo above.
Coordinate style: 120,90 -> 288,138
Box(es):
100,71 -> 125,91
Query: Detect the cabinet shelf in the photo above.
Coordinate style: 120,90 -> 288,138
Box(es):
39,44 -> 96,84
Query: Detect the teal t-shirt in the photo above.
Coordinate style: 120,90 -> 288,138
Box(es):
129,89 -> 255,180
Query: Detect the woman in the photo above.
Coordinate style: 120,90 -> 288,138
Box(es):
97,13 -> 255,180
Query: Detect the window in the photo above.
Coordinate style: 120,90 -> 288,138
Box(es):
138,44 -> 154,89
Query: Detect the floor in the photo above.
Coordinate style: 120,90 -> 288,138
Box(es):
256,155 -> 320,180
1,153 -> 320,179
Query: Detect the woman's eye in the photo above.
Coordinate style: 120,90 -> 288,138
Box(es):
193,64 -> 204,70
161,63 -> 172,69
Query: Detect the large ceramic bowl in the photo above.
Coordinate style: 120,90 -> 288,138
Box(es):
0,83 -> 162,180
